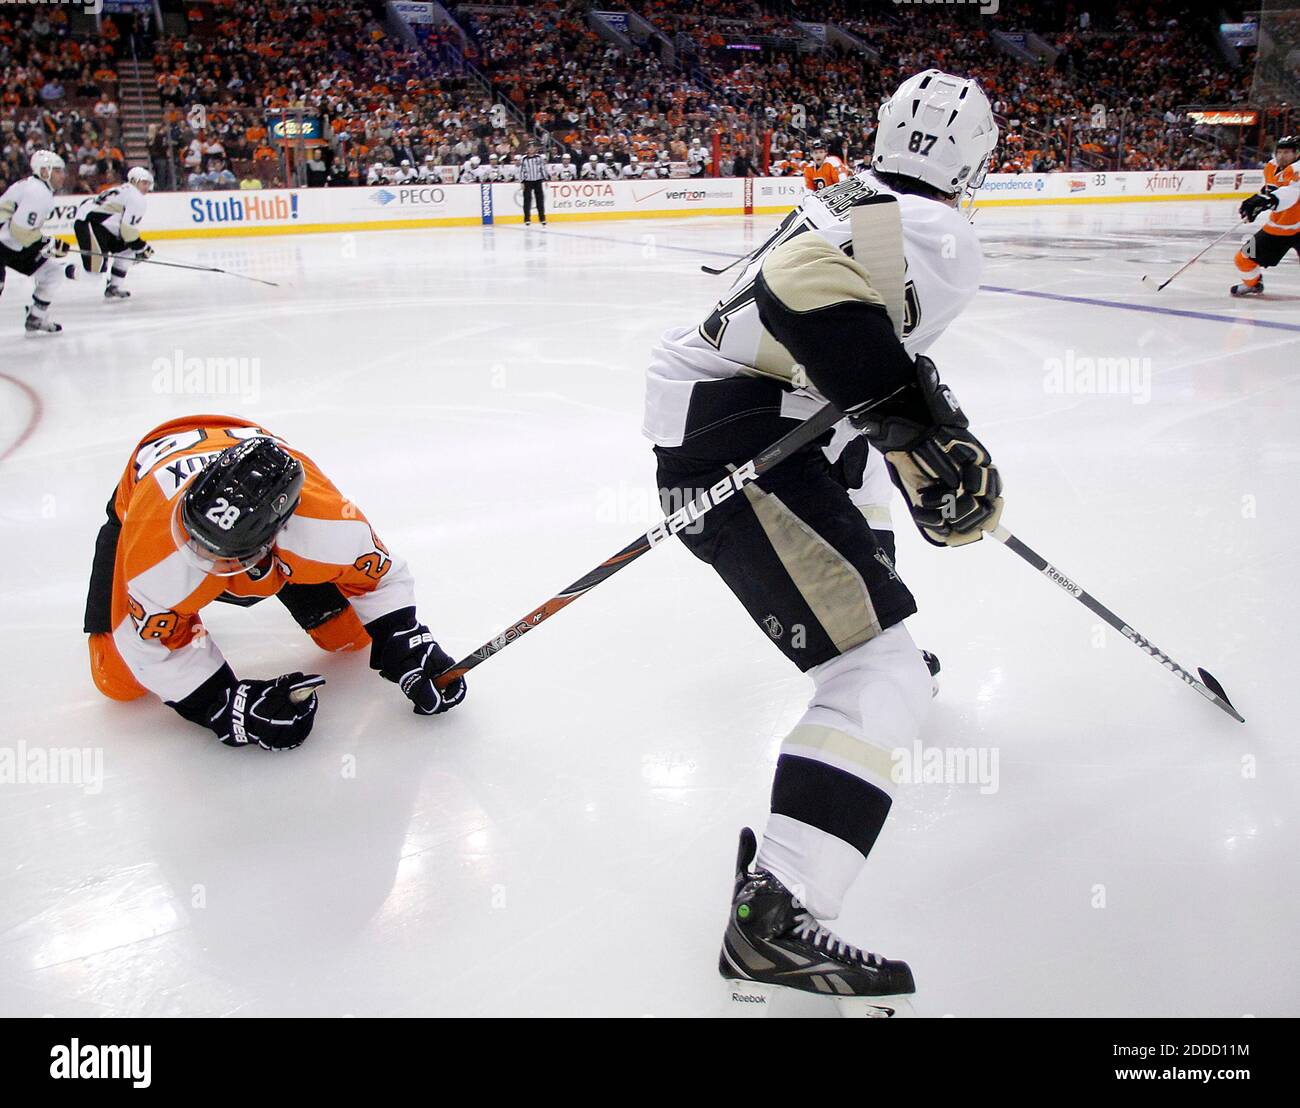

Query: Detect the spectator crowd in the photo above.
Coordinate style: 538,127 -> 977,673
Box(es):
1,0 -> 1273,196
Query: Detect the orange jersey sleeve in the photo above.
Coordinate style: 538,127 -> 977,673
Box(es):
109,416 -> 414,703
1262,161 -> 1300,234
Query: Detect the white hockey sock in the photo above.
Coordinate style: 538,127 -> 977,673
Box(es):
757,623 -> 932,920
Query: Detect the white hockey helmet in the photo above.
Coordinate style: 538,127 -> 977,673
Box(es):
872,70 -> 998,196
30,149 -> 65,183
127,165 -> 154,189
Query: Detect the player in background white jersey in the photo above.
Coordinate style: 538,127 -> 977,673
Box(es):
554,153 -> 577,181
644,71 -> 1001,1014
686,137 -> 709,177
418,154 -> 441,183
0,150 -> 70,333
67,165 -> 154,300
596,152 -> 620,181
647,150 -> 673,179
621,156 -> 643,179
458,156 -> 481,184
580,154 -> 600,180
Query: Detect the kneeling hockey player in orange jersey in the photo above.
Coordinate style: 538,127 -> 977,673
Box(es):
1232,135 -> 1300,296
83,415 -> 466,750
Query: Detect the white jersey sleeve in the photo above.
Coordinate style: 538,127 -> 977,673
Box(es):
642,173 -> 982,447
0,176 -> 56,251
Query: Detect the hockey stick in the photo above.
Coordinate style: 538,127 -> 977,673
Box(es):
433,401 -> 847,689
1141,221 -> 1244,291
700,251 -> 752,276
61,246 -> 281,287
988,525 -> 1244,722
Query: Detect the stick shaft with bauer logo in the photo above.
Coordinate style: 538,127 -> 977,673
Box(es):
432,401 -> 846,689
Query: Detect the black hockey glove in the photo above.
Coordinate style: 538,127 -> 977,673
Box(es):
366,607 -> 467,715
849,355 -> 1003,547
1240,190 -> 1278,222
41,237 -> 69,259
168,665 -> 322,749
134,241 -> 153,260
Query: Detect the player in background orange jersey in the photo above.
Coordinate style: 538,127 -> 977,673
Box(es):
1232,135 -> 1300,296
83,416 -> 466,750
802,146 -> 844,191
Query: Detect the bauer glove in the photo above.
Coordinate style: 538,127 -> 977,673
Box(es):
849,355 -> 1003,547
366,607 -> 467,715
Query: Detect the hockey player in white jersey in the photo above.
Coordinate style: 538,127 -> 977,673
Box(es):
686,137 -> 709,177
68,165 -> 154,300
596,152 -> 620,181
458,156 -> 481,185
644,71 -> 1001,1014
580,154 -> 600,180
647,150 -> 673,179
621,156 -> 643,179
0,150 -> 71,333
554,153 -> 577,181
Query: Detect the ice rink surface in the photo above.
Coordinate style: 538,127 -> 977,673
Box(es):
1,199 -> 1296,1017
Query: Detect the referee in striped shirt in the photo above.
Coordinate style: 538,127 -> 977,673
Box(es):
521,143 -> 548,226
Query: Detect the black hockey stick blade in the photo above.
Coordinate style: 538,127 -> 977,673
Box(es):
700,252 -> 749,276
1197,668 -> 1244,723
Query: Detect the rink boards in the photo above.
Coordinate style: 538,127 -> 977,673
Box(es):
45,170 -> 1264,242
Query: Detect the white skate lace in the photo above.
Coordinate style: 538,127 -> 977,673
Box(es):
791,909 -> 883,967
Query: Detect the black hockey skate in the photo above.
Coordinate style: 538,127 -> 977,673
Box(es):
104,285 -> 131,300
24,309 -> 61,333
719,828 -> 915,1017
922,649 -> 940,697
1230,279 -> 1264,297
